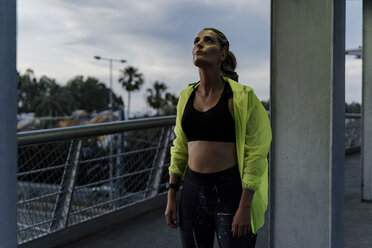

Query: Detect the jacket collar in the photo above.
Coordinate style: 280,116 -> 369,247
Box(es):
186,76 -> 252,97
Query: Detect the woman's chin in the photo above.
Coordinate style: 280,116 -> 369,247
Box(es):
193,59 -> 211,68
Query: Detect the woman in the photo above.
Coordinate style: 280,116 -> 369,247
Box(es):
165,28 -> 271,248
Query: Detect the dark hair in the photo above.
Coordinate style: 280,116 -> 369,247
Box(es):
203,28 -> 238,82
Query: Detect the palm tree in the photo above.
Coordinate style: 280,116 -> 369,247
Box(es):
163,92 -> 178,115
118,66 -> 144,118
146,81 -> 168,115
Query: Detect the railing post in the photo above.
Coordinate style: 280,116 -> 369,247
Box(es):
108,135 -> 114,204
362,0 -> 372,202
0,0 -> 17,247
145,127 -> 172,198
115,132 -> 126,206
50,139 -> 83,231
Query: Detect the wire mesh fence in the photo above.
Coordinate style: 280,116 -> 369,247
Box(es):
345,113 -> 361,150
17,117 -> 175,245
16,114 -> 361,245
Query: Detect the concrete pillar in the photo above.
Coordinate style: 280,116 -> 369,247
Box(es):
362,0 -> 372,202
270,0 -> 345,247
0,0 -> 17,247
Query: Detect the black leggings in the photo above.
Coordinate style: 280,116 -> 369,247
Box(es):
179,165 -> 257,248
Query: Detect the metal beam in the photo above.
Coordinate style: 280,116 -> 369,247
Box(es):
18,116 -> 176,146
50,139 -> 83,231
362,0 -> 372,201
0,0 -> 17,247
145,127 -> 172,198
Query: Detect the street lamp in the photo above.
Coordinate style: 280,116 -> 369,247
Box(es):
94,56 -> 126,121
94,56 -> 126,205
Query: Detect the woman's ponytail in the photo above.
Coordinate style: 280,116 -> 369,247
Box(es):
221,50 -> 238,82
203,28 -> 239,82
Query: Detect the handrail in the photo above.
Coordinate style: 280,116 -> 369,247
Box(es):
17,115 -> 177,245
17,115 -> 176,146
345,113 -> 361,118
17,114 -> 361,145
16,114 -> 361,246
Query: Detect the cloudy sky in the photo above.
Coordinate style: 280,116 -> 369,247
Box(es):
17,0 -> 363,115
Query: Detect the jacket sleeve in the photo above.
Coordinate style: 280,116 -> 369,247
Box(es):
168,92 -> 188,179
241,92 -> 272,192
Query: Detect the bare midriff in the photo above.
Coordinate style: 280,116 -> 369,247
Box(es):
187,141 -> 237,173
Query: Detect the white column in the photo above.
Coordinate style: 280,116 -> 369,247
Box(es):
269,0 -> 345,247
0,0 -> 17,247
362,0 -> 372,202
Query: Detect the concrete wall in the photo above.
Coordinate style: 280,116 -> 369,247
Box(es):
362,0 -> 372,202
0,0 -> 17,247
270,0 -> 345,247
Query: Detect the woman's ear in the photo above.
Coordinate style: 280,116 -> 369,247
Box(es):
220,50 -> 228,62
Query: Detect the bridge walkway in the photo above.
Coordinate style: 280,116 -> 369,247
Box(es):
60,153 -> 372,248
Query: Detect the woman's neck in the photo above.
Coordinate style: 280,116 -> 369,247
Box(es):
198,68 -> 224,96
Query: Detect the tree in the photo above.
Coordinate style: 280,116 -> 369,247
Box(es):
33,76 -> 75,116
162,92 -> 178,115
18,70 -> 74,116
66,76 -> 123,113
17,69 -> 39,113
345,102 -> 361,113
17,70 -> 124,117
118,66 -> 144,118
146,81 -> 168,115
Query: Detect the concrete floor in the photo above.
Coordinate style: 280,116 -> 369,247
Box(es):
60,153 -> 372,248
344,153 -> 372,248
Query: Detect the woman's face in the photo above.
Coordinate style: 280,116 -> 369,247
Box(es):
192,29 -> 227,68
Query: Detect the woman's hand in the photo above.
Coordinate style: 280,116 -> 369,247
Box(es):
164,190 -> 178,228
231,205 -> 251,238
231,189 -> 254,238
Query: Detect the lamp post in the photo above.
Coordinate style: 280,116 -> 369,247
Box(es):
94,56 -> 126,120
94,56 -> 126,204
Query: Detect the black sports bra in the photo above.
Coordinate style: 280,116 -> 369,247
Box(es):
181,82 -> 236,142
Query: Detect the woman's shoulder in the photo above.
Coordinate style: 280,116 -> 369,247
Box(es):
179,81 -> 200,96
187,81 -> 200,88
224,77 -> 263,109
224,77 -> 254,95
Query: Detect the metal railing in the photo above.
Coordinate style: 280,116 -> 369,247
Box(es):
16,114 -> 361,245
345,113 -> 361,152
17,116 -> 175,245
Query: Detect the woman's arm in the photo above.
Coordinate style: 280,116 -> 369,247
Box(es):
232,189 -> 254,238
167,174 -> 181,200
165,92 -> 188,228
233,92 -> 272,237
241,93 -> 272,193
165,174 -> 181,228
168,92 -> 188,178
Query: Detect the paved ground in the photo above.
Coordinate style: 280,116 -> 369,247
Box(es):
344,153 -> 372,248
61,153 -> 372,248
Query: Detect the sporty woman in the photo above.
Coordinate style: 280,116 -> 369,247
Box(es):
165,27 -> 272,248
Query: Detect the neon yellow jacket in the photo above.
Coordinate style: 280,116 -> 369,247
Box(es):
169,76 -> 272,233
